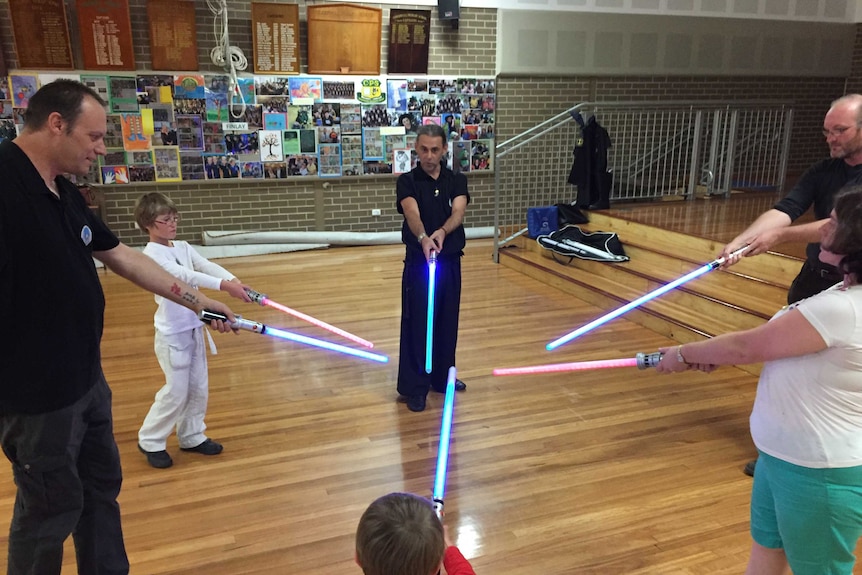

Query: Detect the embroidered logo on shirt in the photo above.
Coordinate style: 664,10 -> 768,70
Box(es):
81,225 -> 92,246
434,189 -> 439,197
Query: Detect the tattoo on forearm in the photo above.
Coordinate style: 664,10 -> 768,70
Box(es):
182,292 -> 200,305
171,282 -> 200,306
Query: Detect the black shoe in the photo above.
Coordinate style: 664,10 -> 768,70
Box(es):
138,443 -> 173,469
743,458 -> 757,477
399,394 -> 426,412
180,438 -> 223,455
432,379 -> 467,393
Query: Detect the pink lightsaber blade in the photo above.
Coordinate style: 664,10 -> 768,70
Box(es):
245,289 -> 374,349
493,352 -> 662,376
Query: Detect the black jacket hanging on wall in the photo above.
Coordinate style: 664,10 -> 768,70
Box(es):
567,113 -> 612,209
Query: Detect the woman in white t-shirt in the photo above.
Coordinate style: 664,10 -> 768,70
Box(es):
657,185 -> 862,575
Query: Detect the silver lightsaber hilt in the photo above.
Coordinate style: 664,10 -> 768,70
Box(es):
636,352 -> 663,369
244,288 -> 268,305
711,244 -> 751,269
429,251 -> 438,264
432,498 -> 444,519
199,309 -> 266,334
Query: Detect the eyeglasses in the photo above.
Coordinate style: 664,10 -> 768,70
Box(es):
822,125 -> 859,138
154,215 -> 180,225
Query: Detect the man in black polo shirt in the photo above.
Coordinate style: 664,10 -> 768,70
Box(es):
721,93 -> 862,476
0,80 -> 236,575
395,124 -> 470,412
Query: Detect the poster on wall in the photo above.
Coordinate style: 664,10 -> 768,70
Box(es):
9,74 -> 38,108
120,114 -> 150,151
100,165 -> 129,184
319,143 -> 341,177
289,77 -> 322,102
323,80 -> 355,100
77,0 -> 136,71
109,77 -> 139,113
153,146 -> 182,181
259,130 -> 284,162
176,114 -> 204,150
392,148 -> 411,174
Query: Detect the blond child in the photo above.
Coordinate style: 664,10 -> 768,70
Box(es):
134,192 -> 252,468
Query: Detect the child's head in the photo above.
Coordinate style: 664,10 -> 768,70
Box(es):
355,493 -> 445,575
134,192 -> 177,233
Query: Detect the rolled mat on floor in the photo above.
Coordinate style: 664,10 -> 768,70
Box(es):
201,227 -> 498,246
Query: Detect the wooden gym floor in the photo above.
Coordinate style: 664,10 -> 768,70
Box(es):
1,193 -> 853,574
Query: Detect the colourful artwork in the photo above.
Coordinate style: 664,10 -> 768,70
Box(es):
288,77 -> 322,101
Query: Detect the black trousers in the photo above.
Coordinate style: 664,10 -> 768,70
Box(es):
397,252 -> 462,397
0,375 -> 128,575
787,260 -> 842,305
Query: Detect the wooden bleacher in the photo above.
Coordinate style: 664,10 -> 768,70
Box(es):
498,209 -> 804,376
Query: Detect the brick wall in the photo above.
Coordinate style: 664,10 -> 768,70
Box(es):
0,2 -> 858,244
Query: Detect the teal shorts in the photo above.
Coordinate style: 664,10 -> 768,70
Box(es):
750,450 -> 862,575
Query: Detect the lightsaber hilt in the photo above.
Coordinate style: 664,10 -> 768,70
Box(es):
244,288 -> 268,305
711,244 -> 750,269
199,309 -> 265,333
432,498 -> 444,519
636,352 -> 662,369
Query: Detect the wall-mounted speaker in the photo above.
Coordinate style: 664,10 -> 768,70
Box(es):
438,0 -> 460,20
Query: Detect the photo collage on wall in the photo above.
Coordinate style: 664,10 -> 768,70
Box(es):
0,72 -> 495,184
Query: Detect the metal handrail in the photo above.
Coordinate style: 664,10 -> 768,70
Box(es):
492,99 -> 793,262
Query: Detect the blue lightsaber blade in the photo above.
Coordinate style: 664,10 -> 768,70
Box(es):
425,251 -> 438,374
546,245 -> 749,351
199,310 -> 389,364
432,366 -> 458,518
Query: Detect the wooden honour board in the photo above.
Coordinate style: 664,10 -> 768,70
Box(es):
387,9 -> 430,75
307,4 -> 381,75
148,0 -> 199,71
251,2 -> 300,75
8,0 -> 74,69
77,0 -> 136,71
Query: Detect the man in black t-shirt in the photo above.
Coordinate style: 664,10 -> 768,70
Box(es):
720,93 -> 862,477
0,80 -> 236,575
395,124 -> 470,412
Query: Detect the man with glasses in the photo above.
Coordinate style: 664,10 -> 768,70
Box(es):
720,93 -> 862,476
0,80 -> 236,575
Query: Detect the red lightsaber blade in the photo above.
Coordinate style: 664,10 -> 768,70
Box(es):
493,352 -> 662,376
245,289 -> 374,349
